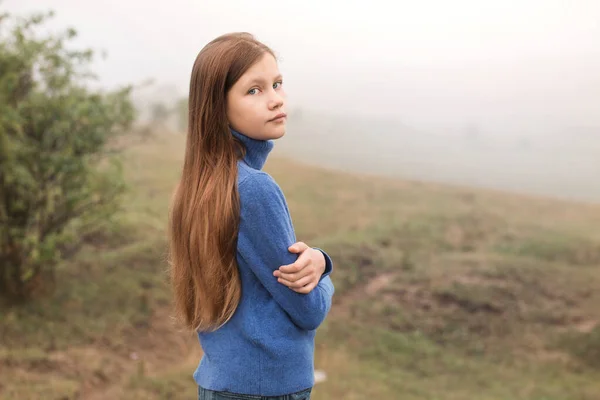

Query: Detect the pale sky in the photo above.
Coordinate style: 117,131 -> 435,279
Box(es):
3,0 -> 600,132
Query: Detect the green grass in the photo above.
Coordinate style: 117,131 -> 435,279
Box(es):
1,134 -> 600,399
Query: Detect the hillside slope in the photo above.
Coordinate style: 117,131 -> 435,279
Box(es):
1,135 -> 600,399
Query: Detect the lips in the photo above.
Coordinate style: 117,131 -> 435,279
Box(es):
269,113 -> 287,122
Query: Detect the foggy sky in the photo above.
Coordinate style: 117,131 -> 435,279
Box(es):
4,0 -> 600,133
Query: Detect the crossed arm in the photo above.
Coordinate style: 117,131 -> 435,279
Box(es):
238,172 -> 334,330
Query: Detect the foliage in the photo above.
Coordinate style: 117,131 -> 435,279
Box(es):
0,10 -> 135,301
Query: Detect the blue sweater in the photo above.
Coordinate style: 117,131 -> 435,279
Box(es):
193,129 -> 335,396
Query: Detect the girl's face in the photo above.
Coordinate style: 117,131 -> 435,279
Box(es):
226,53 -> 287,141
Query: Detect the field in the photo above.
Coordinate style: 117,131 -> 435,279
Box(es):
2,133 -> 600,399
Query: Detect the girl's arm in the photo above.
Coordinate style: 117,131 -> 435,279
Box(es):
237,172 -> 335,331
274,242 -> 333,294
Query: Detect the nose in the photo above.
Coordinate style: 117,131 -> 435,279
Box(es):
268,90 -> 284,110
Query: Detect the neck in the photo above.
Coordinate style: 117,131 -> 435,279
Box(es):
230,128 -> 274,170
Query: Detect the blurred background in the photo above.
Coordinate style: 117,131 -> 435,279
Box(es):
1,0 -> 599,399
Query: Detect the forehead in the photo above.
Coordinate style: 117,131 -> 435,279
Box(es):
238,53 -> 280,83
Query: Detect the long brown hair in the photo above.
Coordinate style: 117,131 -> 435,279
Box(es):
168,33 -> 274,332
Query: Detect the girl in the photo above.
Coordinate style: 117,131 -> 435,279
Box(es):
168,33 -> 335,400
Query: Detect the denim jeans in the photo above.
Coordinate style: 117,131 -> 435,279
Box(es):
198,386 -> 312,400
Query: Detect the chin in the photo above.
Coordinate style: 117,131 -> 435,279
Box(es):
266,126 -> 286,140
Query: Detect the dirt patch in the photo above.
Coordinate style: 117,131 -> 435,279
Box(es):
365,273 -> 396,296
434,289 -> 504,314
453,273 -> 509,288
574,319 -> 598,334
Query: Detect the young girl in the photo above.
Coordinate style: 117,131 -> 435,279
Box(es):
168,33 -> 335,400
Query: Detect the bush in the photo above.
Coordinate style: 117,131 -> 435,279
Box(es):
0,10 -> 135,301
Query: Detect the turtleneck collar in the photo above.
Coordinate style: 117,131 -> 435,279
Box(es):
231,128 -> 274,170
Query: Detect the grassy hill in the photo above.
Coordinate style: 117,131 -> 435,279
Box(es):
1,134 -> 600,399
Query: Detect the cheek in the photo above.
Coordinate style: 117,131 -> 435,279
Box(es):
239,98 -> 264,122
227,97 -> 247,124
227,97 -> 263,130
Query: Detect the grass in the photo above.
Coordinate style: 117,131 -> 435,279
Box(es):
1,133 -> 600,399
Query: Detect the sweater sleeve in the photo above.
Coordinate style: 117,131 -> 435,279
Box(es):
237,172 -> 335,331
314,248 -> 333,281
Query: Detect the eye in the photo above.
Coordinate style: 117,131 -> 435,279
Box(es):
248,88 -> 259,95
273,81 -> 283,90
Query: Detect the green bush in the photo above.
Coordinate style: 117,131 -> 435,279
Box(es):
0,10 -> 135,301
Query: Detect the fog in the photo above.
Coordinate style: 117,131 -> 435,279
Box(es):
4,0 -> 600,202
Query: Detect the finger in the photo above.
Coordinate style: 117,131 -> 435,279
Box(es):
279,271 -> 313,287
278,265 -> 312,282
278,256 -> 310,274
290,275 -> 313,289
288,241 -> 309,253
277,276 -> 292,287
293,282 -> 316,294
277,276 -> 302,288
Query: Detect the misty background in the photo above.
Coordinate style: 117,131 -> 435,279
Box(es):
4,0 -> 599,202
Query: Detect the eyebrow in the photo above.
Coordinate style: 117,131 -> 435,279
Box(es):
246,74 -> 283,86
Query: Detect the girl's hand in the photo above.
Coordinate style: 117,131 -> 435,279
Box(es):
273,242 -> 326,294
